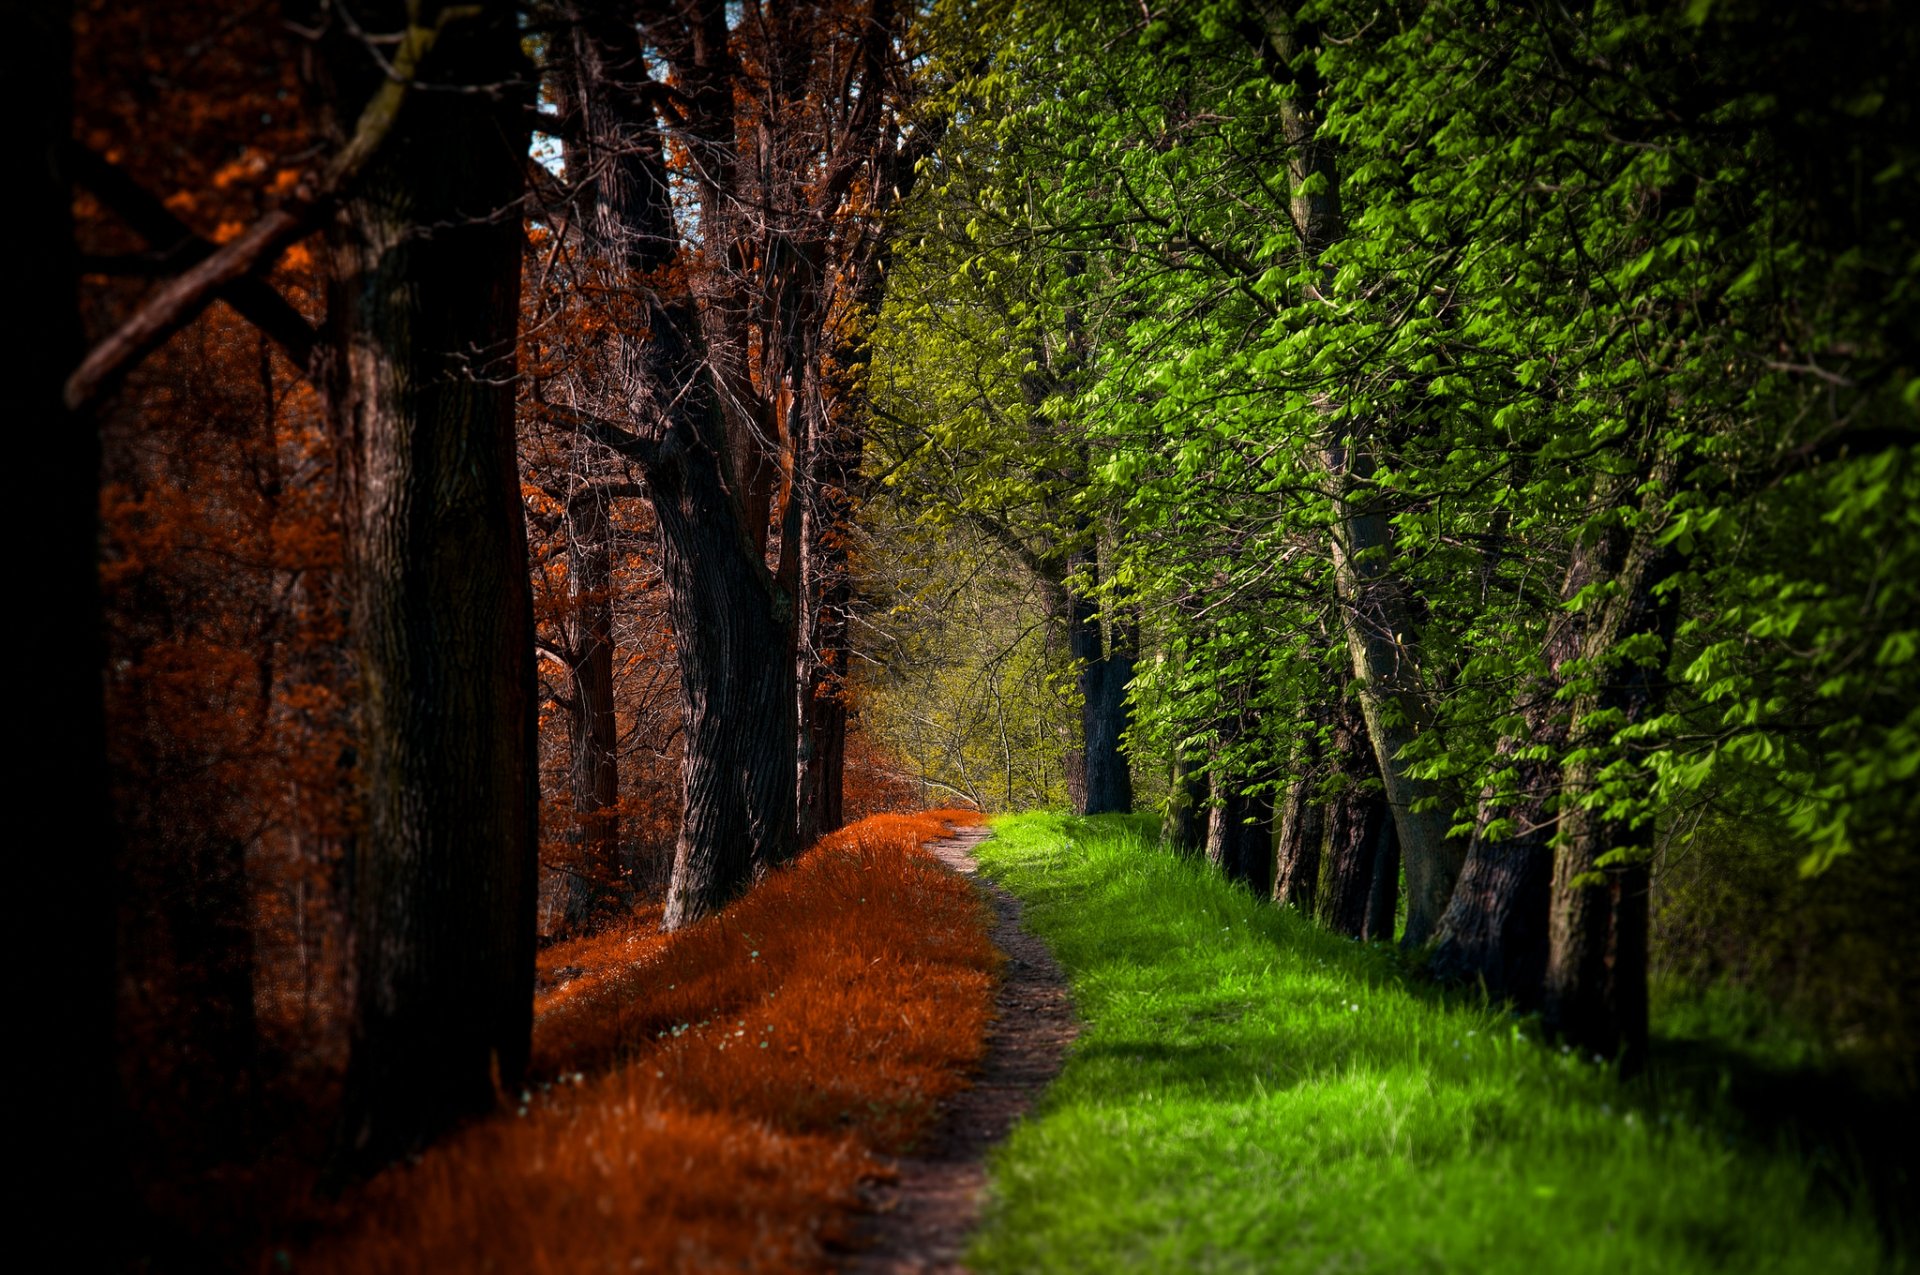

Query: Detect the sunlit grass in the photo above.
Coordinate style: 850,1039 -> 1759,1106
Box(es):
971,812 -> 1891,1274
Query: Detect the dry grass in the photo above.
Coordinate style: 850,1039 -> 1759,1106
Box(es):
304,810 -> 994,1273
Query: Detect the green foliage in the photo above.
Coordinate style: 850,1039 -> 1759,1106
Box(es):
972,816 -> 1892,1272
880,0 -> 1920,863
853,513 -> 1078,810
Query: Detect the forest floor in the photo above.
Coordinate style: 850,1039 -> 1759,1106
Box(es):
846,824 -> 1079,1274
963,812 -> 1902,1274
299,810 -> 1002,1273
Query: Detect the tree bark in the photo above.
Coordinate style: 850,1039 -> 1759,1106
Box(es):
1544,471 -> 1679,1071
1073,571 -> 1135,815
1316,695 -> 1394,938
1324,439 -> 1464,946
1264,10 -> 1463,944
322,0 -> 538,1168
1425,731 -> 1556,1003
1163,754 -> 1209,855
1362,817 -> 1400,943
653,424 -> 801,925
22,0 -> 124,1250
1272,775 -> 1324,913
557,11 -> 801,927
795,418 -> 854,845
1427,518 -> 1618,1003
1207,776 -> 1272,893
562,484 -> 622,925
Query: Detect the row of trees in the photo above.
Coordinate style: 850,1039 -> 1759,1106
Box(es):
36,0 -> 938,1225
870,0 -> 1917,1067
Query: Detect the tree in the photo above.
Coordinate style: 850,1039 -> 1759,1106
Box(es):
541,0 -> 920,925
310,0 -> 539,1165
21,0 -> 122,1252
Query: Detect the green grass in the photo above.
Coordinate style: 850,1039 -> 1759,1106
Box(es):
968,812 -> 1894,1274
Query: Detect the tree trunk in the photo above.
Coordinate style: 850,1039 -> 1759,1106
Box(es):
1426,516 -> 1617,1002
24,0 -> 124,1248
1265,11 -> 1462,944
1316,695 -> 1392,938
1362,819 -> 1400,943
1163,754 -> 1208,855
563,485 -> 621,925
323,1 -> 537,1168
1544,471 -> 1679,1071
1325,438 -> 1464,946
1207,777 -> 1271,892
1425,735 -> 1556,1002
559,15 -> 800,926
653,427 -> 800,925
1071,555 -> 1135,815
796,367 -> 859,847
1273,775 -> 1323,912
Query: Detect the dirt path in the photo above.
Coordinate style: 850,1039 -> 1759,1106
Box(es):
840,824 -> 1079,1274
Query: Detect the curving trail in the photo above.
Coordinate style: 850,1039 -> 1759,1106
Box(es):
842,824 -> 1079,1274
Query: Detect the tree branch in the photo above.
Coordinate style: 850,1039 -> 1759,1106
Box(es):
67,144 -> 320,377
64,8 -> 482,411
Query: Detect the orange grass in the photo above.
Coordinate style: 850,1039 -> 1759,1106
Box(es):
305,809 -> 994,1273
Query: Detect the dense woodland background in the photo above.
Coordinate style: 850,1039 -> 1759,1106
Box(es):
17,0 -> 1917,1267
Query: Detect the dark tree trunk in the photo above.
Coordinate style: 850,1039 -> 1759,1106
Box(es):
1273,776 -> 1324,913
1429,491 -> 1618,1003
1207,778 -> 1272,892
322,1 -> 538,1168
22,0 -> 123,1250
1425,740 -> 1556,1001
1545,482 -> 1679,1072
1071,552 -> 1134,815
653,425 -> 801,924
562,486 -> 622,925
559,14 -> 799,926
1264,11 -> 1463,945
1362,819 -> 1400,943
1162,755 -> 1209,855
1317,696 -> 1392,938
1325,438 -> 1463,946
796,358 -> 860,846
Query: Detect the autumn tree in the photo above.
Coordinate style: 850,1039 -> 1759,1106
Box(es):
307,1 -> 538,1164
537,0 -> 924,925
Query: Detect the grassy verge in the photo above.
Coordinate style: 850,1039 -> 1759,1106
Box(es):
301,810 -> 995,1273
971,812 -> 1893,1274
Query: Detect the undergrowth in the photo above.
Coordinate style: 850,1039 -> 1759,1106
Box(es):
302,809 -> 994,1273
971,812 -> 1898,1274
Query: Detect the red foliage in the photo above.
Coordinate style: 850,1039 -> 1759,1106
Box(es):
304,811 -> 993,1273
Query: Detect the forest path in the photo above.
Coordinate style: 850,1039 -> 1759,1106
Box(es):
841,823 -> 1079,1274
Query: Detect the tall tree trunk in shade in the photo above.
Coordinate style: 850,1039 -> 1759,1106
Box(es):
1545,466 -> 1680,1071
1362,821 -> 1400,943
1426,510 -> 1626,1004
556,12 -> 800,927
652,426 -> 801,925
1316,695 -> 1394,938
1163,754 -> 1209,855
321,0 -> 538,1168
21,0 -> 124,1250
797,333 -> 864,846
1265,10 -> 1463,944
1324,438 -> 1464,946
1273,775 -> 1324,913
1068,547 -> 1136,816
563,484 -> 623,925
1208,778 -> 1273,893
